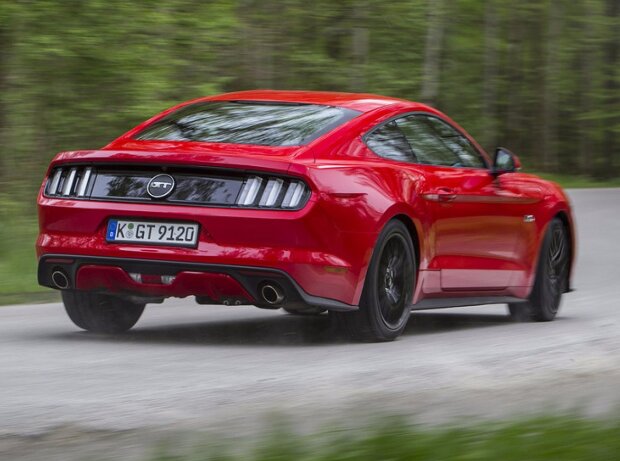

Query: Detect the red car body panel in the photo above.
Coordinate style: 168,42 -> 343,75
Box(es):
37,90 -> 575,309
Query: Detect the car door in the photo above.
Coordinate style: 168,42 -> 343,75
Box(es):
394,114 -> 541,291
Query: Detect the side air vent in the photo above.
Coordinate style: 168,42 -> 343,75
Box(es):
45,167 -> 93,198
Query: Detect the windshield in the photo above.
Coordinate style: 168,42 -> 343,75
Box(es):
134,101 -> 361,146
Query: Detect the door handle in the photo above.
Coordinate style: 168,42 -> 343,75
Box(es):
423,187 -> 457,202
437,188 -> 457,202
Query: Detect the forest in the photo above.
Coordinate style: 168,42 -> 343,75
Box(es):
0,0 -> 619,296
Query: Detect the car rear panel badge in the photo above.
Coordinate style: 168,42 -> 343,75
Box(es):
147,174 -> 175,199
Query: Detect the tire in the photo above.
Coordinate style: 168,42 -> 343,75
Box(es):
62,291 -> 145,333
331,220 -> 416,342
282,307 -> 327,316
509,218 -> 569,322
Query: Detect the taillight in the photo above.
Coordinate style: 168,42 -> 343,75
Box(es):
43,165 -> 311,210
45,166 -> 93,198
236,176 -> 310,209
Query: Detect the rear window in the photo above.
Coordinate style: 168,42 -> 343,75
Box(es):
134,101 -> 361,146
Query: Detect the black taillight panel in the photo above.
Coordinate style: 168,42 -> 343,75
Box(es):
44,165 -> 310,210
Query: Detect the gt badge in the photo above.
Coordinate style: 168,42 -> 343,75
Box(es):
147,174 -> 175,199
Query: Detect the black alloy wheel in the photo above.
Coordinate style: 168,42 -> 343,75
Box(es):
332,220 -> 416,342
509,218 -> 569,322
377,233 -> 412,329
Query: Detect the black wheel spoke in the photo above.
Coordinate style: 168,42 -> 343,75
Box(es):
544,224 -> 568,315
376,233 -> 413,329
510,219 -> 569,323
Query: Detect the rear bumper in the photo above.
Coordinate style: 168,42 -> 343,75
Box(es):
38,254 -> 357,311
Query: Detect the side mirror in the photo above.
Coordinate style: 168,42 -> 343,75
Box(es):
492,147 -> 521,176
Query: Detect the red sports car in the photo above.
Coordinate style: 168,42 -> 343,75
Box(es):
37,90 -> 575,341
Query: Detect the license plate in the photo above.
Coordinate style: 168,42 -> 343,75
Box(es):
106,219 -> 199,247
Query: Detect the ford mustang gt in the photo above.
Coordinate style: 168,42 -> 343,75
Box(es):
37,90 -> 575,341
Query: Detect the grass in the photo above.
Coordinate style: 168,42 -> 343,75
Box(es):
149,416 -> 620,461
1,171 -> 618,305
0,197 -> 55,305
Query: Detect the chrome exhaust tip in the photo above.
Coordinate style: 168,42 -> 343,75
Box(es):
51,270 -> 70,289
260,283 -> 285,305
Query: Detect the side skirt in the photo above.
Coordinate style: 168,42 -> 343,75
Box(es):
410,296 -> 526,310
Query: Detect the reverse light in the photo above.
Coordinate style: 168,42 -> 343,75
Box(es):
161,275 -> 176,285
129,273 -> 176,285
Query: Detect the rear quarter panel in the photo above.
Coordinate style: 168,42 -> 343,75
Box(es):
296,134 -> 433,304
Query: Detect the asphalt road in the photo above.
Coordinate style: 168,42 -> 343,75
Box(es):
1,188 -> 620,459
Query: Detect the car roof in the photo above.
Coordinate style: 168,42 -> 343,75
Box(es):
199,90 -> 415,113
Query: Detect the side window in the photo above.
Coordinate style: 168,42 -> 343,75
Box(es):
365,121 -> 417,163
422,116 -> 486,168
395,116 -> 462,167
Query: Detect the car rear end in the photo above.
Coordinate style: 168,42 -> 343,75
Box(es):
37,93 -> 390,310
37,150 -> 363,310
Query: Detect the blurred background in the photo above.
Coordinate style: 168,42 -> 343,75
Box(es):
1,4 -> 620,460
0,0 -> 619,301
